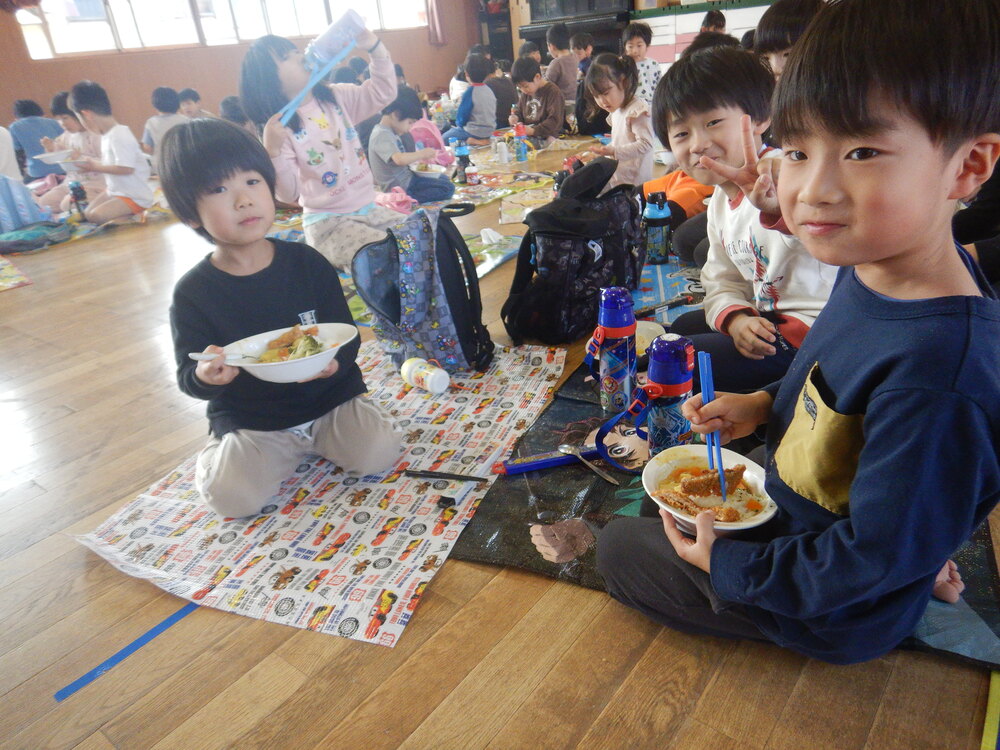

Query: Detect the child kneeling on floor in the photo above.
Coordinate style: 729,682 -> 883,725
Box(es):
161,118 -> 401,518
597,0 -> 1000,664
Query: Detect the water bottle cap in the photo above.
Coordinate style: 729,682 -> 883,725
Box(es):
647,334 -> 694,389
597,286 -> 635,328
644,191 -> 671,221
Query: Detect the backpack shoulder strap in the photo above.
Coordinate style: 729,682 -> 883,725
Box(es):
500,232 -> 538,344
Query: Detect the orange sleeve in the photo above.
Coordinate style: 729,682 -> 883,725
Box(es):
643,170 -> 713,219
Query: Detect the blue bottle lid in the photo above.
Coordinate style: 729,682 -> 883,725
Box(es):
644,191 -> 671,221
647,333 -> 694,391
597,286 -> 635,329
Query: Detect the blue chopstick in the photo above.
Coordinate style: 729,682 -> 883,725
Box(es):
697,352 -> 727,500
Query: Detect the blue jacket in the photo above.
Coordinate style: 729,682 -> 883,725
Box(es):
711,249 -> 1000,663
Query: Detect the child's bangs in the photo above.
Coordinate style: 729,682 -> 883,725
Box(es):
772,75 -> 891,146
167,120 -> 274,197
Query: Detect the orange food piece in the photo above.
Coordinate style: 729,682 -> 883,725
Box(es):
746,499 -> 763,512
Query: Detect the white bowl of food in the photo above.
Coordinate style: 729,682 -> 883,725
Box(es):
410,162 -> 451,176
36,149 -> 74,164
641,444 -> 777,535
635,320 -> 665,356
223,323 -> 358,384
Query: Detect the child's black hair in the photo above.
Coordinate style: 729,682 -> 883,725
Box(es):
14,99 -> 44,119
496,58 -> 511,74
681,31 -> 740,58
754,0 -> 823,55
333,66 -> 359,84
152,87 -> 181,114
69,81 -> 112,116
219,95 -> 250,126
741,29 -> 756,51
584,53 -> 639,120
469,43 -> 492,59
518,40 -> 539,57
178,87 -> 200,103
50,92 -> 75,119
464,53 -> 493,84
546,22 -> 570,51
772,0 -> 1000,154
701,10 -> 726,31
240,35 -> 337,132
651,46 -> 773,147
622,21 -> 652,48
511,56 -> 542,85
158,118 -> 276,243
382,85 -> 423,121
570,32 -> 593,51
347,56 -> 368,79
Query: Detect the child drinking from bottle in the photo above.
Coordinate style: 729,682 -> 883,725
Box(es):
240,26 -> 399,270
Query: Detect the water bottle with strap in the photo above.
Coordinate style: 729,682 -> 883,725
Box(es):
584,287 -> 637,413
595,333 -> 695,473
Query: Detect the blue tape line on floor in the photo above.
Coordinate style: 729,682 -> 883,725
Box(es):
54,601 -> 198,703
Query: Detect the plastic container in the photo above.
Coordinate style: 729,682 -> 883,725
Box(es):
400,358 -> 450,394
594,287 -> 637,412
466,166 -> 479,185
644,334 -> 695,456
643,191 -> 673,264
496,140 -> 510,164
304,9 -> 365,68
513,122 -> 529,162
454,140 -> 471,184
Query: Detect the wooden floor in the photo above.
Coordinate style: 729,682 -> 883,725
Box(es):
0,171 -> 991,748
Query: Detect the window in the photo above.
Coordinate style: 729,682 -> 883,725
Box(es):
17,0 -> 428,59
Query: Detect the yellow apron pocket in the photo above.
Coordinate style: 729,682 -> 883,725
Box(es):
774,362 -> 865,516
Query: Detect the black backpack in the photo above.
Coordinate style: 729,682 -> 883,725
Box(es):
500,159 -> 647,345
352,204 -> 494,373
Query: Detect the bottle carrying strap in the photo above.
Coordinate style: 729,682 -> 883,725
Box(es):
583,323 -> 636,379
593,380 -> 690,474
279,41 -> 356,126
594,385 -> 654,474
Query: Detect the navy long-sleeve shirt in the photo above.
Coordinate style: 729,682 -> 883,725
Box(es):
169,239 -> 365,437
711,249 -> 1000,663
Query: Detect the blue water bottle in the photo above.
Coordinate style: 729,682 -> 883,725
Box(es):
513,123 -> 529,162
584,287 -> 637,412
643,191 -> 672,264
644,334 -> 695,456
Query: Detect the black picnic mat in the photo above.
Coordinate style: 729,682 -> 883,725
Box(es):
451,375 -> 1000,670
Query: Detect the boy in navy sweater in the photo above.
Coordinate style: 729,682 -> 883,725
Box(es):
597,0 -> 1000,664
161,118 -> 400,519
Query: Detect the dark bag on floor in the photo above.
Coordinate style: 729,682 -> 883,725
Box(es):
500,158 -> 647,345
352,204 -> 494,373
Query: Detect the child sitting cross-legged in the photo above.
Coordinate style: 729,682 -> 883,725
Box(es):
657,46 -> 837,393
160,118 -> 401,518
370,86 -> 455,204
597,0 -> 1000,665
509,56 -> 564,146
442,53 -> 498,146
37,91 -> 105,214
69,80 -> 155,224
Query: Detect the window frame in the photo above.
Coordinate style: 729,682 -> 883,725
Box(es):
17,0 -> 423,60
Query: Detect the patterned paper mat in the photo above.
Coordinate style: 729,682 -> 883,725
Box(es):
0,254 -> 31,291
79,342 -> 565,647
